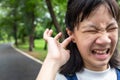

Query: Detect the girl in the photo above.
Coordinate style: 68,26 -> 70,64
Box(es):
37,0 -> 120,80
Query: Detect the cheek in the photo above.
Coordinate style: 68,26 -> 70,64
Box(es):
74,34 -> 96,53
108,33 -> 118,55
110,31 -> 118,44
110,33 -> 118,48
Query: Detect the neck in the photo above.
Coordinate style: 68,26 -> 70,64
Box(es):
84,64 -> 109,71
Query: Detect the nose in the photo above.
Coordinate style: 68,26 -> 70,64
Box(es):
95,33 -> 111,46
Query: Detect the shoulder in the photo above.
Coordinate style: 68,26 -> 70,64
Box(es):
55,72 -> 67,80
116,67 -> 120,71
115,67 -> 120,79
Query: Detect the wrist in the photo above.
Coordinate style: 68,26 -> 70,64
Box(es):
44,58 -> 61,70
36,58 -> 60,80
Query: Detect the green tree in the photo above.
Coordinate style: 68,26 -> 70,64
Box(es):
0,0 -> 67,51
0,0 -> 22,46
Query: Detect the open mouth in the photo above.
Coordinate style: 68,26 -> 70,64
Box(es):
91,49 -> 110,55
91,47 -> 111,60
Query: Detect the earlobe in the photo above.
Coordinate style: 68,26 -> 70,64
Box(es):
66,28 -> 76,43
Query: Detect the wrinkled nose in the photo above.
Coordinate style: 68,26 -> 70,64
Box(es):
95,33 -> 111,46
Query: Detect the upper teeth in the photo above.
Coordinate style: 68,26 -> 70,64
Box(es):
94,50 -> 108,54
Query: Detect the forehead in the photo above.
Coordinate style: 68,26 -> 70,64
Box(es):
88,4 -> 111,18
76,5 -> 117,29
87,5 -> 112,24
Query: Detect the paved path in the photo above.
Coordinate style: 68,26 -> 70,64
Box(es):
0,43 -> 41,80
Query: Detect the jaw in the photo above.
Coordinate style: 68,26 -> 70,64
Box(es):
83,49 -> 113,71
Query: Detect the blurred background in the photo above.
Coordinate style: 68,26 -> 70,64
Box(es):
0,0 -> 120,61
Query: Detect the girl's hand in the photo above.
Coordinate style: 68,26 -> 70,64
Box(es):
43,29 -> 72,68
36,29 -> 72,80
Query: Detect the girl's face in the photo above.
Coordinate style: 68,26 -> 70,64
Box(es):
67,5 -> 118,71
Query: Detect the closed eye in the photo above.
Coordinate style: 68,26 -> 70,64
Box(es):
106,22 -> 118,32
84,30 -> 98,33
107,27 -> 118,32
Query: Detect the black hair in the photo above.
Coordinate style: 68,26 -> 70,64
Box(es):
60,0 -> 120,75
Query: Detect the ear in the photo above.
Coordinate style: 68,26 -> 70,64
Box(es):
66,28 -> 76,43
66,28 -> 72,36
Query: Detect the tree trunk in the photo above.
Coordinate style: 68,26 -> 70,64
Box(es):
21,34 -> 26,44
28,12 -> 35,51
12,8 -> 18,46
29,34 -> 34,51
13,23 -> 18,46
45,0 -> 64,40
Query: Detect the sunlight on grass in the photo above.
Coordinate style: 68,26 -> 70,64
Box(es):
35,39 -> 45,48
17,39 -> 47,61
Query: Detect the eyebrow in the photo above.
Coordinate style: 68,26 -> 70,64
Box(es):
106,21 -> 117,29
80,21 -> 117,30
80,23 -> 98,30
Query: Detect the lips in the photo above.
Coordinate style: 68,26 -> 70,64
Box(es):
91,48 -> 110,60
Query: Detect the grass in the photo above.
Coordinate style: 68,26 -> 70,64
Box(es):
17,39 -> 47,61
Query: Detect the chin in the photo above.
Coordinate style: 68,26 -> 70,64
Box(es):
93,61 -> 109,70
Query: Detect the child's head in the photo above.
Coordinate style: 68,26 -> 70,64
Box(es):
60,0 -> 120,74
65,0 -> 119,31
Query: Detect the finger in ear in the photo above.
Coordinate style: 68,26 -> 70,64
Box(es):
66,28 -> 76,43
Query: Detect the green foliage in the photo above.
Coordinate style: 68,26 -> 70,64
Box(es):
35,23 -> 45,39
52,0 -> 67,29
0,0 -> 67,44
